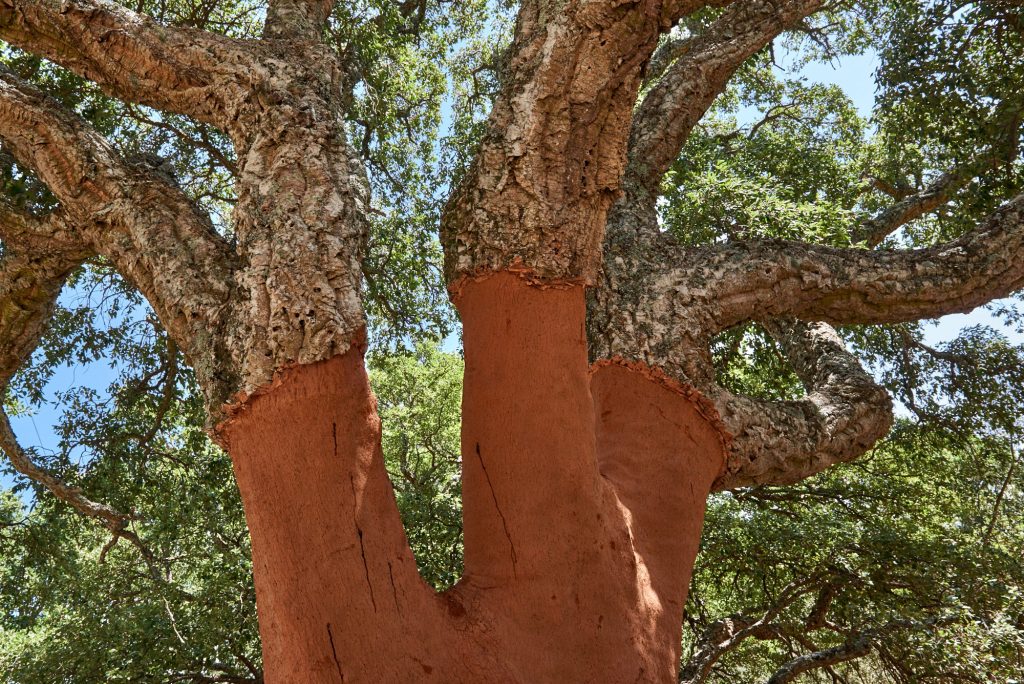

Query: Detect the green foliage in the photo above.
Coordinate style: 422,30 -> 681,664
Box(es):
0,273 -> 467,679
370,340 -> 465,590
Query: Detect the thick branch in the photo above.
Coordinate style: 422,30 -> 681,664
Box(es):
0,0 -> 258,127
592,237 -> 892,489
766,637 -> 872,684
625,0 -> 825,203
711,320 -> 892,490
704,191 -> 1024,329
854,171 -> 965,247
0,65 -> 239,410
441,0 -> 717,283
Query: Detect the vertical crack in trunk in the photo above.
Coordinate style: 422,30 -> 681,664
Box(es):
473,442 -> 518,576
387,561 -> 402,615
326,623 -> 345,682
349,474 -> 378,612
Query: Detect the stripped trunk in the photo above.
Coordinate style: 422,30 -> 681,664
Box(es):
220,271 -> 725,683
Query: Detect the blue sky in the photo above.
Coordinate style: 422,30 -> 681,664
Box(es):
3,44 -> 1021,491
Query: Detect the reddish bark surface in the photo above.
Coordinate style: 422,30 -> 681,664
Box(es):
222,271 -> 726,683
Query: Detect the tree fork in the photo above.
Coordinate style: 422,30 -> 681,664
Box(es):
218,270 -> 729,682
453,271 -> 729,682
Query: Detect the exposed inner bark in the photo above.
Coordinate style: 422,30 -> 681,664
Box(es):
220,344 -> 464,682
220,271 -> 726,683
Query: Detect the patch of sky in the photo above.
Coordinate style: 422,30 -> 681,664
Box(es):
1,280 -> 141,496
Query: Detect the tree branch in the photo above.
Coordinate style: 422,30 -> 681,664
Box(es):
441,0 -> 723,283
0,0 -> 259,127
854,170 -> 966,247
625,0 -> 826,205
0,64 -> 239,409
765,637 -> 872,684
711,320 -> 892,490
703,191 -> 1024,329
852,141 -> 1017,247
681,578 -> 818,684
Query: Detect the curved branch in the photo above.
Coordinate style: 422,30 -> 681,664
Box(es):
0,65 -> 239,409
680,578 -> 817,684
765,637 -> 871,684
854,171 -> 969,248
625,0 -> 825,204
852,140 -> 1019,247
705,191 -> 1024,329
681,614 -> 783,684
0,0 -> 259,127
593,238 -> 892,489
711,320 -> 892,491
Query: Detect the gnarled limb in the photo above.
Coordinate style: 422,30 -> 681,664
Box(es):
441,0 -> 719,283
704,191 -> 1024,330
0,0 -> 260,127
0,65 -> 239,411
711,319 -> 892,490
765,638 -> 871,684
593,231 -> 894,491
624,0 -> 826,207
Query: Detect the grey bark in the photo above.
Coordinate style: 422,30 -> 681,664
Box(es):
0,2 -> 370,422
590,0 -> 895,489
765,638 -> 872,684
440,0 -> 717,284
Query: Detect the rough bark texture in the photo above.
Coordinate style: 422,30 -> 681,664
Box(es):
711,319 -> 893,489
224,41 -> 370,413
222,273 -> 726,683
0,0 -> 258,126
587,0 -> 893,489
0,7 -> 370,420
441,0 -> 714,284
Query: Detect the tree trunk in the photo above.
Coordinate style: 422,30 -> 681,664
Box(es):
221,271 -> 726,683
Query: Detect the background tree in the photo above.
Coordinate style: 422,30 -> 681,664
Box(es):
0,0 -> 1021,681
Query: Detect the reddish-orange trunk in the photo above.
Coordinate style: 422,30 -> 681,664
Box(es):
222,272 -> 726,683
